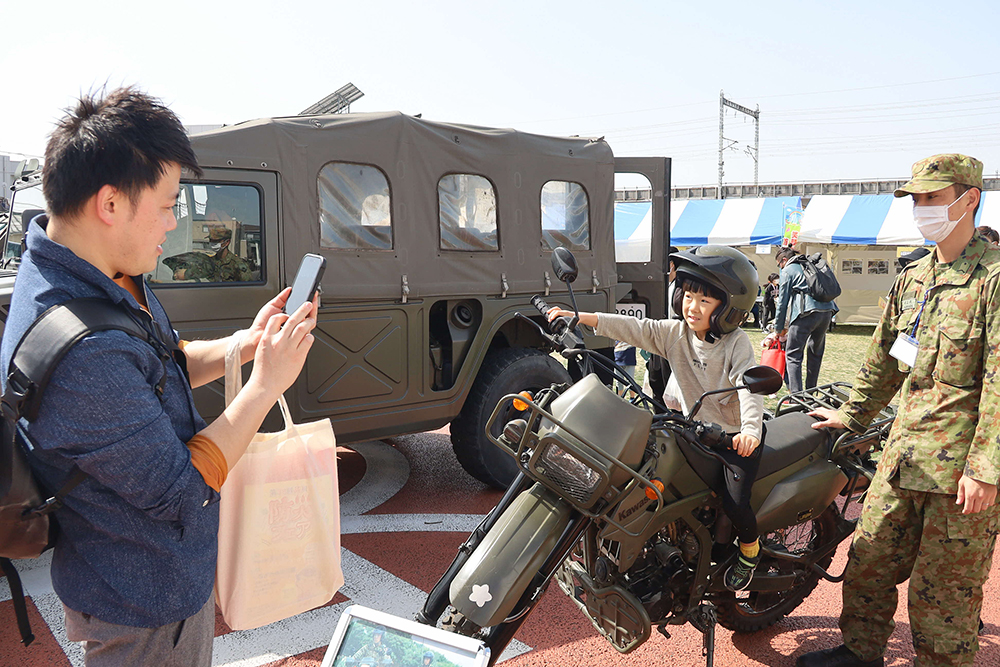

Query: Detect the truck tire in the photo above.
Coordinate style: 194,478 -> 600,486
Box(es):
451,347 -> 571,489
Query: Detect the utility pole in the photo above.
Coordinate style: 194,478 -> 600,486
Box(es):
717,90 -> 760,197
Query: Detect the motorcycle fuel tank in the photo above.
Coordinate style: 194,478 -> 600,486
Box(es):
450,483 -> 574,627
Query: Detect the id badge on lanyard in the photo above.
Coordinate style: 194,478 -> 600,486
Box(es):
890,289 -> 930,368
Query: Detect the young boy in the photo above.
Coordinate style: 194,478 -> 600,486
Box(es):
547,245 -> 765,590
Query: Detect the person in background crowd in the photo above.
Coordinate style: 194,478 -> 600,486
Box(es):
762,271 -> 779,330
764,247 -> 838,393
644,246 -> 679,401
800,154 -> 999,667
977,224 -> 998,246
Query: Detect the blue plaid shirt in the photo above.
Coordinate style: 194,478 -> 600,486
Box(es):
0,217 -> 218,628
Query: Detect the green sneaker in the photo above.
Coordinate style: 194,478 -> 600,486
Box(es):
725,551 -> 761,591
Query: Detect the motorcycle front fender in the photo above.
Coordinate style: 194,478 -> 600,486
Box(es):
450,483 -> 574,627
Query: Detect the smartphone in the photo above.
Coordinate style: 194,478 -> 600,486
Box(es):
285,253 -> 327,314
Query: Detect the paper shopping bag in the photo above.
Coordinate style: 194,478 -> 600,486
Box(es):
215,333 -> 343,630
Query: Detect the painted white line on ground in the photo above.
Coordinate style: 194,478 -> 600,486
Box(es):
342,513 -> 486,535
340,441 -> 410,517
213,601 -> 352,667
32,590 -> 85,667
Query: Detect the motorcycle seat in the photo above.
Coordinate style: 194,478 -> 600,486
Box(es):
758,411 -> 830,478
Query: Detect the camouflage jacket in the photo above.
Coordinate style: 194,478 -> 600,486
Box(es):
837,233 -> 1000,494
352,641 -> 392,665
214,249 -> 253,282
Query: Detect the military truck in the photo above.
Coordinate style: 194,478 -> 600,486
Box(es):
2,112 -> 671,488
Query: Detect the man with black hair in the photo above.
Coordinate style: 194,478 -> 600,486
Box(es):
0,86 -> 317,666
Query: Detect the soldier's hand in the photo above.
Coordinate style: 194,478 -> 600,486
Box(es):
956,474 -> 998,514
809,408 -> 845,430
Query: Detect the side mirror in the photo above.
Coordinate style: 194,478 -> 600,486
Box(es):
742,365 -> 783,395
551,247 -> 579,284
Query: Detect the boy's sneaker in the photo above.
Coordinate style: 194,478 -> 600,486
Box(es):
725,551 -> 761,591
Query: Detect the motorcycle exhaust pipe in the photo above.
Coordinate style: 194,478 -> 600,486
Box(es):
416,472 -> 532,625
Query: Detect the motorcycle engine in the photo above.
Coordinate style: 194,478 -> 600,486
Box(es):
619,521 -> 697,622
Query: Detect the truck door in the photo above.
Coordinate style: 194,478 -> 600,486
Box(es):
613,157 -> 671,319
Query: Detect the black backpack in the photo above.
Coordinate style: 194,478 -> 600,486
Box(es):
789,252 -> 841,303
0,298 -> 169,646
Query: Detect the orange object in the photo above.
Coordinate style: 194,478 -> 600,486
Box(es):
512,391 -> 533,411
645,478 -> 665,500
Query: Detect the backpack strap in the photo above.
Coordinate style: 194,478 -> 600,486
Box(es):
0,557 -> 34,646
4,298 -> 158,423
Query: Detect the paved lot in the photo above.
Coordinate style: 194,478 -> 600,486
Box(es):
2,426 -> 999,666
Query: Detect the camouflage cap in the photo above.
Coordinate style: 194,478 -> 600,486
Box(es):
894,153 -> 983,197
208,226 -> 232,242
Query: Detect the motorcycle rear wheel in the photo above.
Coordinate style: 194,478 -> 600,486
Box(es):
717,505 -> 838,633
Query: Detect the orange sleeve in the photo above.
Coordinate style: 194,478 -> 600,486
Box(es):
187,433 -> 228,492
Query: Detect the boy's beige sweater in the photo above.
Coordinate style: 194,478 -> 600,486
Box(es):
595,313 -> 763,440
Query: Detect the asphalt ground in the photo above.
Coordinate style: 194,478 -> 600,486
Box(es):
2,426 -> 999,666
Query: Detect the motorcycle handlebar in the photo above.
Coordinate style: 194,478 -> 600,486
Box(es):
530,295 -> 574,335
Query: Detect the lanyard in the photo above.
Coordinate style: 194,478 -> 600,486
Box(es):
909,287 -> 932,338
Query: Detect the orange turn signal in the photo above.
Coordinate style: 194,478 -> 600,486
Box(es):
512,391 -> 533,412
645,478 -> 665,500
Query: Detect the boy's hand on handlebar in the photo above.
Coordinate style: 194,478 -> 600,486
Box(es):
546,308 -> 598,328
809,408 -> 845,430
546,307 -> 573,322
733,433 -> 760,457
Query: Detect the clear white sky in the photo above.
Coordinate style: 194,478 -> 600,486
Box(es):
3,0 -> 999,188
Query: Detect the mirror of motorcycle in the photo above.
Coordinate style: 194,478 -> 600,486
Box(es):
686,365 -> 782,420
742,365 -> 783,395
551,247 -> 578,283
551,247 -> 582,329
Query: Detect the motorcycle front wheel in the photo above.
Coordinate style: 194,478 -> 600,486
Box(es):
716,505 -> 838,633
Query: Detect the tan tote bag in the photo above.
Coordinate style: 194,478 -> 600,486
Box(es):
215,333 -> 343,630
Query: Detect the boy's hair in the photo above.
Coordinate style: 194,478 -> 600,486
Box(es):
767,272 -> 779,282
671,274 -> 727,316
43,86 -> 203,219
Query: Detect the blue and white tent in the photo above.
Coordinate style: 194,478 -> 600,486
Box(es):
614,197 -> 801,259
797,192 -> 1000,246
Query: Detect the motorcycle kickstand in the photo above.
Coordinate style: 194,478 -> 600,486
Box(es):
695,601 -> 718,667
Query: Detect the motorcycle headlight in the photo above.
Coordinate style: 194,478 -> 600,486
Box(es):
535,441 -> 605,505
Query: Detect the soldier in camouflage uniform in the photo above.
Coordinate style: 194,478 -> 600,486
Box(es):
799,154 -> 1000,667
352,625 -> 393,665
208,226 -> 253,282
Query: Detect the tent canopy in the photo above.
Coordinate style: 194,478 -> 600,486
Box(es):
614,196 -> 800,250
797,192 -> 998,246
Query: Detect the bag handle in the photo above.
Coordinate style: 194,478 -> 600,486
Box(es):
224,331 -> 294,429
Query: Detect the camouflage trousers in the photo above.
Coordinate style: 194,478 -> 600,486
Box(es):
839,468 -> 999,666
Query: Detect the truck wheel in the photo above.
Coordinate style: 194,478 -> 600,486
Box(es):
451,347 -> 571,489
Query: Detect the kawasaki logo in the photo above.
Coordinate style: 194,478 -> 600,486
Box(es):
617,496 -> 651,522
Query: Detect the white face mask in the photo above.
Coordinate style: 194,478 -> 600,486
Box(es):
913,192 -> 966,243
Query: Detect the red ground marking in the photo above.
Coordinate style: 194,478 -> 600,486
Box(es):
337,446 -> 366,495
0,597 -> 71,666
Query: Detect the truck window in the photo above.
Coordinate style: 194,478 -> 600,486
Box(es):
319,162 -> 392,250
438,174 -> 498,251
152,183 -> 262,284
540,180 -> 589,251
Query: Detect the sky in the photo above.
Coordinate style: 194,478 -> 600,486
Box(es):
3,0 -> 999,190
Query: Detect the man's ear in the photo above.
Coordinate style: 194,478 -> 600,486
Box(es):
93,184 -> 126,227
967,187 -> 982,211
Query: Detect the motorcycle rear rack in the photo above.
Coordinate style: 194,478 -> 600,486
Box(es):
485,392 -> 670,539
774,382 -> 896,458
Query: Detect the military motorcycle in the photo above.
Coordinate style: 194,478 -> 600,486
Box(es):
416,249 -> 895,666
